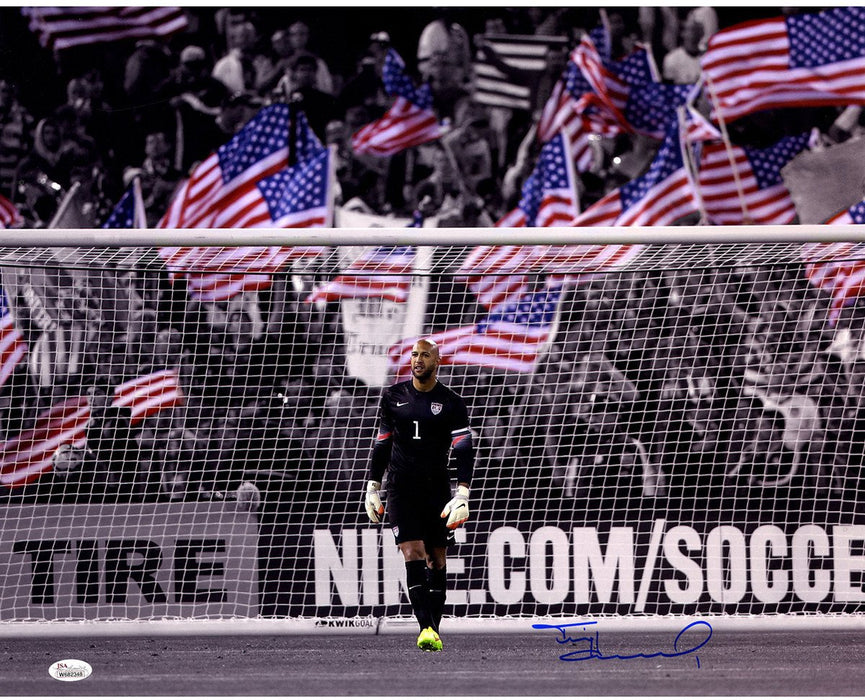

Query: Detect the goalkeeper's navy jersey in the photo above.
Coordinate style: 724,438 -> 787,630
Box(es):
370,380 -> 473,486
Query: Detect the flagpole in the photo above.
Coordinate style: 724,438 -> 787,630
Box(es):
131,176 -> 147,229
325,143 -> 337,228
561,130 -> 582,217
47,181 -> 81,229
677,106 -> 709,225
704,74 -> 752,224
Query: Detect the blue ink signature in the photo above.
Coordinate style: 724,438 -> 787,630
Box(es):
532,620 -> 712,668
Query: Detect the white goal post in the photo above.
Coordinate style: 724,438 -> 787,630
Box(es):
0,224 -> 863,636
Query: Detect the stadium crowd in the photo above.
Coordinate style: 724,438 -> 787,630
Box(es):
3,6 -> 846,230
0,6 -> 862,519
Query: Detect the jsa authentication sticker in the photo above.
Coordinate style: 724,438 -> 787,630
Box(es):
48,659 -> 92,682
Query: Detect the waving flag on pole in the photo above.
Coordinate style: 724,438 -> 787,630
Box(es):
0,396 -> 90,487
472,34 -> 569,111
698,132 -> 810,225
458,243 -> 644,310
481,132 -> 581,307
536,59 -> 598,172
157,106 -> 330,301
159,245 -> 324,303
496,131 -> 580,228
157,105 -> 329,229
573,117 -> 699,227
0,194 -> 21,229
0,371 -> 183,487
388,289 -> 562,379
0,287 -> 26,389
22,6 -> 187,52
351,49 -> 447,156
307,246 -> 415,304
113,368 -> 184,426
573,34 -> 692,139
804,202 -> 865,324
102,177 -> 146,228
701,6 -> 865,124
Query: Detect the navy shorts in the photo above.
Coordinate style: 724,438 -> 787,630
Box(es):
385,477 -> 454,548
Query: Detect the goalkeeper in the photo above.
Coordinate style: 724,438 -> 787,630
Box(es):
364,339 -> 474,652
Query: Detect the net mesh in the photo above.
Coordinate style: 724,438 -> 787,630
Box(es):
0,239 -> 863,622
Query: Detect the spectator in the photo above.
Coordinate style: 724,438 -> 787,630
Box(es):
67,154 -> 117,227
326,118 -> 387,209
123,130 -> 183,227
215,91 -> 259,137
65,68 -> 119,168
212,21 -> 270,96
265,21 -> 334,96
256,28 -> 298,96
81,377 -> 136,502
0,78 -> 34,199
662,17 -> 705,85
687,6 -> 718,52
443,111 -> 496,192
155,424 -> 202,500
123,39 -> 174,142
336,30 -> 391,117
158,44 -> 230,172
417,9 -> 472,87
638,7 -> 681,69
301,385 -> 374,499
273,53 -> 337,141
14,117 -> 75,195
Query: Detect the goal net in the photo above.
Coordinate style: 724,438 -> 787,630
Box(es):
0,230 -> 863,630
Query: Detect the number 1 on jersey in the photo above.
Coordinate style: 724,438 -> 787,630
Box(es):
413,420 -> 421,440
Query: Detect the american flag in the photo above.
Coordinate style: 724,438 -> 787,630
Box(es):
573,118 -> 699,227
112,367 -> 184,426
608,42 -> 658,87
0,193 -> 21,229
484,132 -> 580,307
537,58 -> 591,142
388,288 -> 561,379
0,396 -> 90,487
159,245 -> 323,303
158,106 -> 329,301
102,178 -> 146,229
624,81 -> 694,140
573,35 -> 690,139
473,34 -> 569,111
458,243 -> 644,310
0,287 -> 26,389
698,132 -> 810,225
22,7 -> 188,52
497,131 -> 580,228
536,59 -> 596,172
0,370 -> 183,488
351,49 -> 446,157
805,203 -> 865,324
701,6 -> 865,124
571,34 -> 630,130
683,103 -> 723,144
158,105 -> 329,229
307,245 -> 415,304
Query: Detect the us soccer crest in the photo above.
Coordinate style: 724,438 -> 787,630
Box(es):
431,402 -> 443,415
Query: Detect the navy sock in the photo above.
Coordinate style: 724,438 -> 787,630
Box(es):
428,566 -> 447,632
405,559 -> 434,631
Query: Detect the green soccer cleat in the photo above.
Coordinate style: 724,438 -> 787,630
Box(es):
416,626 -> 443,652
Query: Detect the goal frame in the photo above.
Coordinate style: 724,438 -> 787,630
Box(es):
0,224 -> 863,248
0,223 -> 864,636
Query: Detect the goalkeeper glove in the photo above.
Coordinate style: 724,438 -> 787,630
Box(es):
441,484 -> 470,530
365,480 -> 384,523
